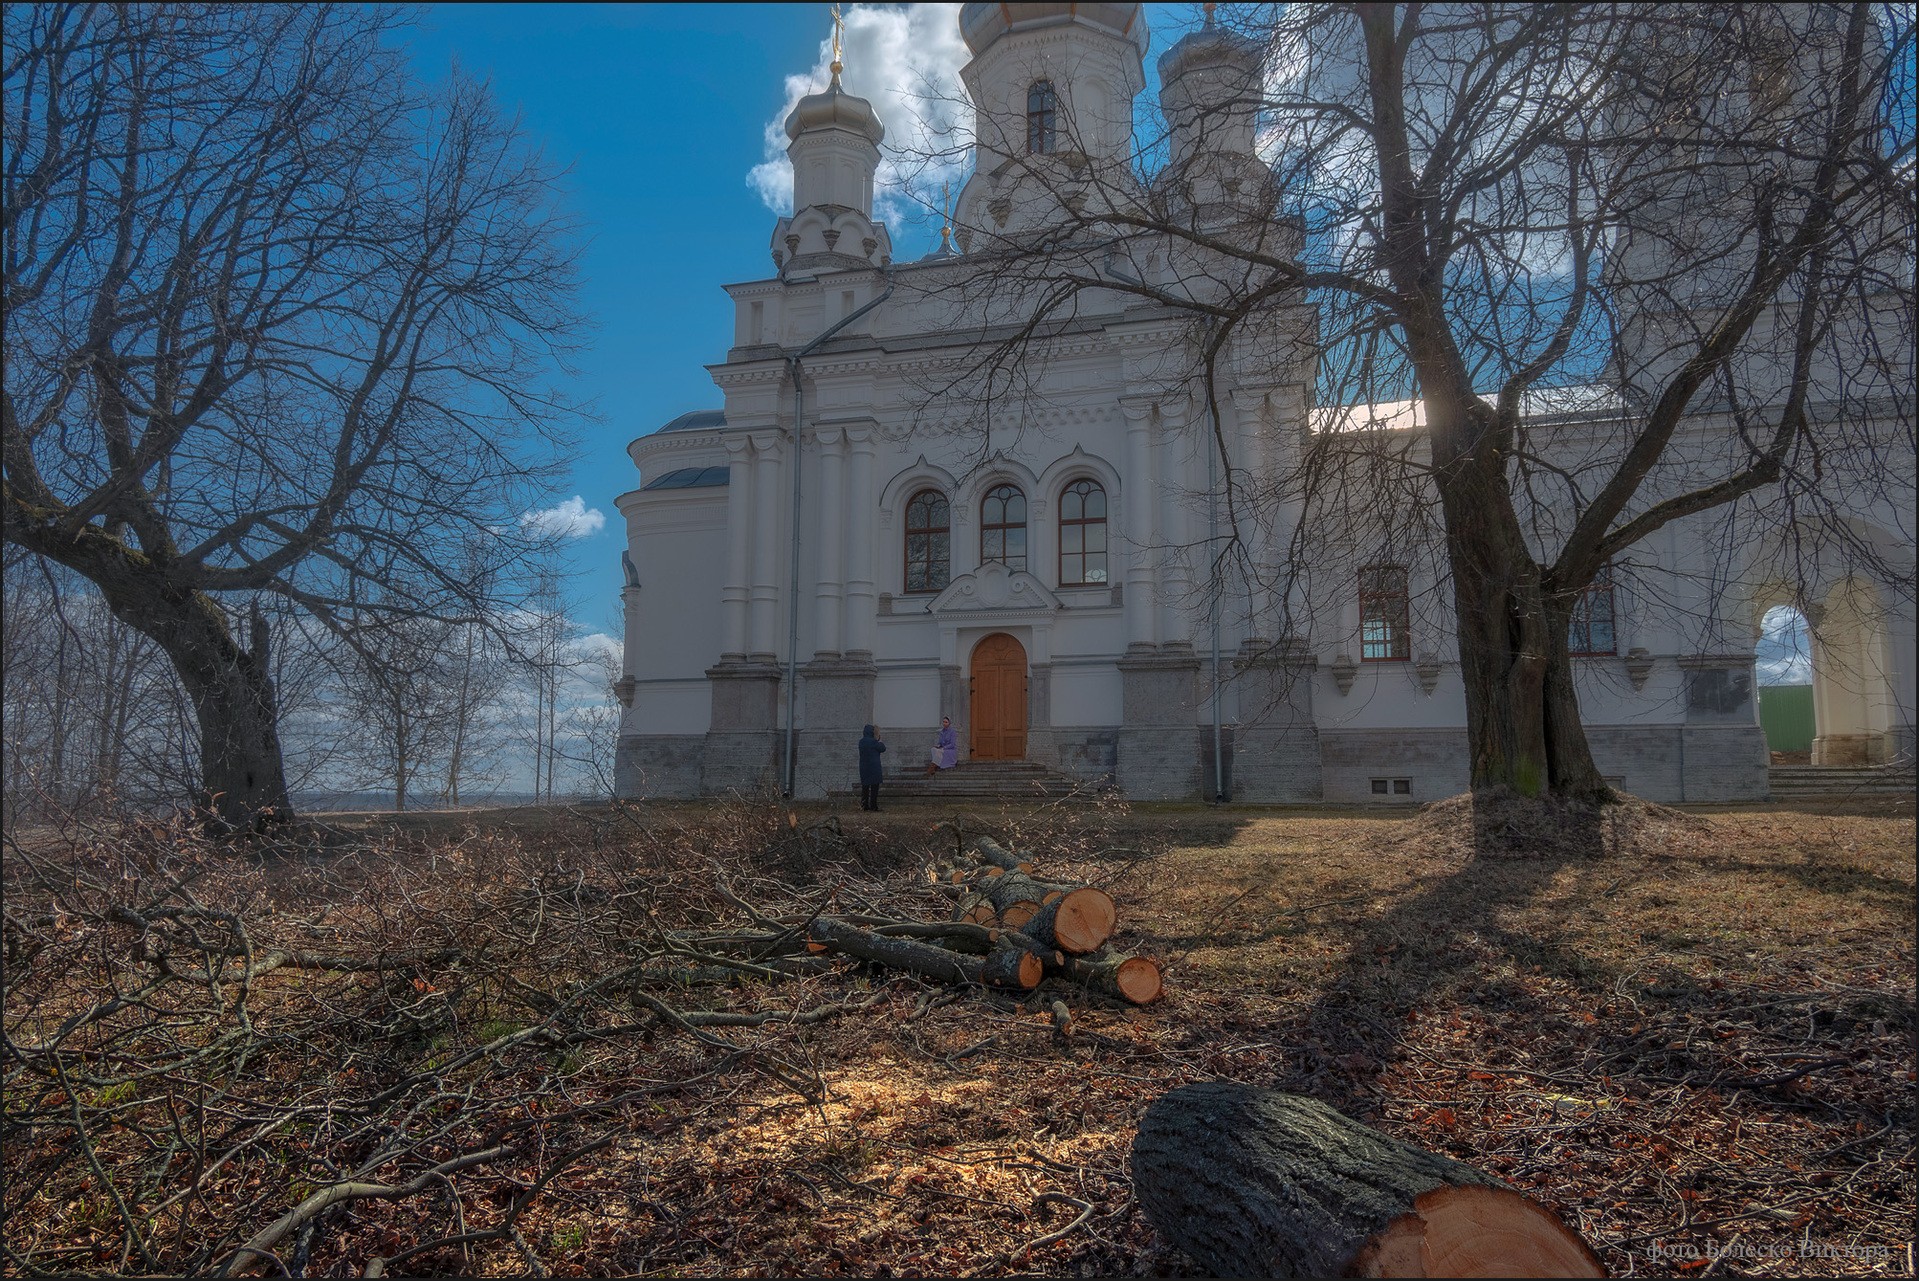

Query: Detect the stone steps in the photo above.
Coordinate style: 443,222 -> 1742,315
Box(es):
1767,765 -> 1916,799
831,761 -> 1103,802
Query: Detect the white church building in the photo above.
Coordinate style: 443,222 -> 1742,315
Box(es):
614,2 -> 1915,803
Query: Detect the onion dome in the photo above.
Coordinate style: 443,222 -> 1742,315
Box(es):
1158,4 -> 1261,84
784,66 -> 885,146
959,2 -> 1147,57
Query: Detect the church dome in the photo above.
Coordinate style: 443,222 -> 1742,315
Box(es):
784,72 -> 885,146
959,3 -> 1147,57
1157,8 -> 1261,84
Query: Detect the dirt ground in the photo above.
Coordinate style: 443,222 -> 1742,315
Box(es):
6,792 -> 1913,1277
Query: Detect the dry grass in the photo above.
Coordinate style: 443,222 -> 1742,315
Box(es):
5,792 -> 1912,1277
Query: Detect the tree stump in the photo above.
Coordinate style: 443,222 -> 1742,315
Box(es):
1131,1084 -> 1604,1278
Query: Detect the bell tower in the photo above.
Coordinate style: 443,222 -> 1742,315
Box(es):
952,3 -> 1148,247
771,6 -> 892,276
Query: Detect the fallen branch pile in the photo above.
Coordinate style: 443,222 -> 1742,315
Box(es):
673,833 -> 1165,1006
827,834 -> 1163,1006
2,806 -> 1158,1277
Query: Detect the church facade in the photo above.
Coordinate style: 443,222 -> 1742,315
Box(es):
614,3 -> 1914,804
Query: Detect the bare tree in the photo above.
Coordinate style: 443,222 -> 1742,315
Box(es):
2,553 -> 199,814
901,1 -> 1913,800
2,4 -> 582,828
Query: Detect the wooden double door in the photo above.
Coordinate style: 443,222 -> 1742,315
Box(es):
969,633 -> 1029,761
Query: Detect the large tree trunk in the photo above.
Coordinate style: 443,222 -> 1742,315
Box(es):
1132,1083 -> 1604,1278
1438,457 -> 1610,802
99,578 -> 292,830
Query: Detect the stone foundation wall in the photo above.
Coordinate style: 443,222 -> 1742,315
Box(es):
1317,728 -> 1470,804
699,731 -> 779,795
614,734 -> 705,799
1053,729 -> 1118,783
1116,727 -> 1203,800
1231,725 -> 1323,802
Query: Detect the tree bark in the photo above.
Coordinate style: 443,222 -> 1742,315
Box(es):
807,918 -> 1041,989
104,575 -> 291,829
1132,1083 -> 1603,1278
968,835 -> 1033,873
1437,456 -> 1609,802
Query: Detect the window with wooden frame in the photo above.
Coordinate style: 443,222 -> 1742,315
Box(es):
1026,80 -> 1057,155
1568,564 -> 1618,656
903,489 -> 950,594
980,484 -> 1028,572
1359,565 -> 1411,661
1057,478 -> 1108,585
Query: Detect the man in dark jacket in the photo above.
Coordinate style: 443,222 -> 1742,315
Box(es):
857,724 -> 886,811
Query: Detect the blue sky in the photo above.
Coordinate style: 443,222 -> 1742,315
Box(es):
400,3 -> 1192,638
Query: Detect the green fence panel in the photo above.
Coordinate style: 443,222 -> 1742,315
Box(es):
1757,683 -> 1814,753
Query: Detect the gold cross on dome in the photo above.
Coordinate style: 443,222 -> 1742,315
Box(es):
831,3 -> 844,75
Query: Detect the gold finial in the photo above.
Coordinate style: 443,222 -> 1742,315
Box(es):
830,3 -> 844,82
939,181 -> 952,249
1202,1 -> 1216,26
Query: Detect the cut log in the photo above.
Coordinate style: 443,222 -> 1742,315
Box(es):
978,873 -> 1044,929
1019,887 -> 1117,955
980,946 -> 1045,989
952,892 -> 999,927
806,918 -> 1038,990
969,836 -> 1034,874
1061,950 -> 1161,1005
1131,1084 -> 1605,1279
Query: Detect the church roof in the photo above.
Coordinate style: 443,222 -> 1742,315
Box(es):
658,409 -> 726,434
641,464 -> 730,491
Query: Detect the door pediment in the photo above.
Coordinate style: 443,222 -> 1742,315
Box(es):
929,563 -> 1060,616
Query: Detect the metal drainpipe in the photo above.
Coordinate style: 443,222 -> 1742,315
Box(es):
1208,401 -> 1227,802
783,281 -> 894,798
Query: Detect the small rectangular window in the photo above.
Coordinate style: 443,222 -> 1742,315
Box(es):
841,290 -> 856,320
1392,779 -> 1412,795
1371,779 -> 1390,795
749,300 -> 764,345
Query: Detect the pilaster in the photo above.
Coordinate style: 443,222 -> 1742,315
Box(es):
1156,402 -> 1194,647
1120,399 -> 1158,650
720,436 -> 755,660
747,433 -> 784,656
843,428 -> 879,658
812,426 -> 847,658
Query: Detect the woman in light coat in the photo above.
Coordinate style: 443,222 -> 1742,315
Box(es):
925,716 -> 958,776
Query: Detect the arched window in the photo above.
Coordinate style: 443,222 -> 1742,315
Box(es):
1026,80 -> 1057,155
1569,564 -> 1617,656
1058,479 -> 1107,585
903,490 -> 950,593
1359,565 -> 1410,661
980,484 -> 1028,572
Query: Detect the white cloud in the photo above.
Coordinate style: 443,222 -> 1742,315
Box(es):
569,630 -> 623,669
520,496 -> 606,539
747,3 -> 971,226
